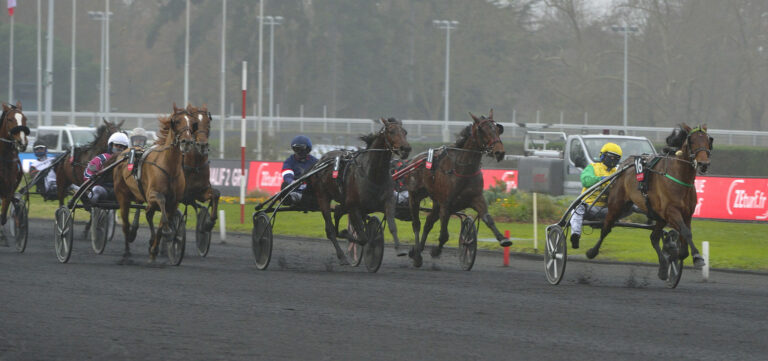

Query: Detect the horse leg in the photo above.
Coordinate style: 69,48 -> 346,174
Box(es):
430,206 -> 451,258
200,188 -> 220,232
0,196 -> 9,226
118,196 -> 133,261
347,210 -> 367,245
470,195 -> 511,247
415,205 -> 439,265
679,214 -> 705,268
585,202 -> 630,259
408,194 -> 423,259
319,198 -> 349,265
384,195 -> 407,256
650,226 -> 668,280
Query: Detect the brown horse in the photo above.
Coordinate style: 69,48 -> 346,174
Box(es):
0,102 -> 29,230
586,124 -> 713,278
180,104 -> 220,232
112,104 -> 195,262
54,119 -> 124,206
404,110 -> 510,268
306,117 -> 411,265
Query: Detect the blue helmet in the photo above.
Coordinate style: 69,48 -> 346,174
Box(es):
291,135 -> 312,156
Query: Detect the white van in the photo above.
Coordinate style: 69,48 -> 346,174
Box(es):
33,125 -> 98,153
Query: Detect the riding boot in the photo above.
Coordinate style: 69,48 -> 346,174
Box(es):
570,233 -> 580,249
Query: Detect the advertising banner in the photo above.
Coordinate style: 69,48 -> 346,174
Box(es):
693,176 -> 768,222
208,159 -> 248,197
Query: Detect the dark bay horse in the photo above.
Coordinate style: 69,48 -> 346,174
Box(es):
180,104 -> 220,231
0,102 -> 29,230
306,117 -> 411,265
112,104 -> 194,263
586,124 -> 713,278
54,119 -> 124,206
404,110 -> 511,268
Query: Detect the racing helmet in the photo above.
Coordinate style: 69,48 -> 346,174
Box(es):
290,135 -> 312,157
33,143 -> 47,159
599,142 -> 622,169
107,132 -> 130,152
130,127 -> 148,147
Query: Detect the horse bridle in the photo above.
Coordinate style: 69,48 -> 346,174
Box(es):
379,121 -> 406,155
683,127 -> 712,170
0,106 -> 30,147
168,111 -> 195,151
471,117 -> 502,154
189,110 -> 212,155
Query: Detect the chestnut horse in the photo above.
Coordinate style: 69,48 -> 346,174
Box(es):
112,104 -> 195,262
54,119 -> 124,206
404,110 -> 510,268
586,124 -> 713,278
306,117 -> 411,265
0,102 -> 29,230
180,104 -> 220,231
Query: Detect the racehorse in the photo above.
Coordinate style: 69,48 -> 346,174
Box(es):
586,123 -> 713,279
54,119 -> 124,206
180,104 -> 220,232
0,102 -> 29,230
404,109 -> 511,268
112,104 -> 194,263
306,117 -> 411,265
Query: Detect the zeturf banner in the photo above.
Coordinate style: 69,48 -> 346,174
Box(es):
693,176 -> 768,222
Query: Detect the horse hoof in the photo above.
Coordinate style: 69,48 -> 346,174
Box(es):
394,246 -> 408,257
658,260 -> 669,280
338,257 -> 350,266
586,248 -> 599,259
693,255 -> 706,268
430,247 -> 442,258
499,238 -> 512,247
412,254 -> 423,268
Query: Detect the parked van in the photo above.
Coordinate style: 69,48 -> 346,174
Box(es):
33,125 -> 98,153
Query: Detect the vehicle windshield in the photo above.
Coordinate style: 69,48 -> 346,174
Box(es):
35,129 -> 59,149
70,130 -> 96,147
583,138 -> 656,162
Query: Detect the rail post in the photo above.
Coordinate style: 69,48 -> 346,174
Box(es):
702,241 -> 710,282
219,210 -> 227,244
533,192 -> 538,251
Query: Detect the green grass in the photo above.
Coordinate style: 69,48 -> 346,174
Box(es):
23,194 -> 768,271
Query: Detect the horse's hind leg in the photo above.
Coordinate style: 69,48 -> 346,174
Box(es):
430,206 -> 451,258
586,202 -> 631,259
201,188 -> 220,231
318,197 -> 349,265
650,226 -> 668,280
0,197 -> 9,226
471,195 -> 511,247
408,194 -> 424,258
384,195 -> 407,256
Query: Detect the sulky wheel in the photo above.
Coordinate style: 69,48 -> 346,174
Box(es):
663,230 -> 684,289
9,197 -> 29,253
167,209 -> 186,266
544,225 -> 567,285
458,217 -> 478,271
54,206 -> 74,263
362,216 -> 384,273
106,209 -> 117,243
90,208 -> 109,255
195,206 -> 212,257
251,212 -> 273,270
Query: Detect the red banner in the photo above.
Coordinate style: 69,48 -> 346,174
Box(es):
693,176 -> 768,221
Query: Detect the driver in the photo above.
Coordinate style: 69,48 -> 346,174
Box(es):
281,135 -> 318,205
569,142 -> 622,249
130,127 -> 149,148
28,143 -> 57,197
84,132 -> 129,205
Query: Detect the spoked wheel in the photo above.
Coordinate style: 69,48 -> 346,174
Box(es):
90,208 -> 109,255
663,230 -> 684,289
166,209 -> 186,266
544,225 -> 567,285
344,222 -> 363,267
458,217 -> 478,271
251,212 -> 273,270
362,216 -> 384,273
195,206 -> 212,257
54,207 -> 74,263
9,197 -> 29,253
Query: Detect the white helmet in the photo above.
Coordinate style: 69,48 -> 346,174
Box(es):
107,132 -> 130,148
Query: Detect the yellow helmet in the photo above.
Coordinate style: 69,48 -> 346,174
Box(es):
600,142 -> 622,157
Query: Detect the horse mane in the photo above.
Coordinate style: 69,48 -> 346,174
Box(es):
359,117 -> 399,149
155,115 -> 172,145
72,123 -> 108,159
453,123 -> 474,148
662,124 -> 688,155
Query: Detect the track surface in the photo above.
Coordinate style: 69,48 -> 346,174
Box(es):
1,218 -> 767,360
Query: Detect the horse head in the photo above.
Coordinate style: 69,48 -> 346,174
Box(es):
1,101 -> 29,152
169,103 -> 196,154
681,123 -> 713,174
186,103 -> 211,157
378,117 -> 411,159
97,118 -> 125,148
469,109 -> 505,161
